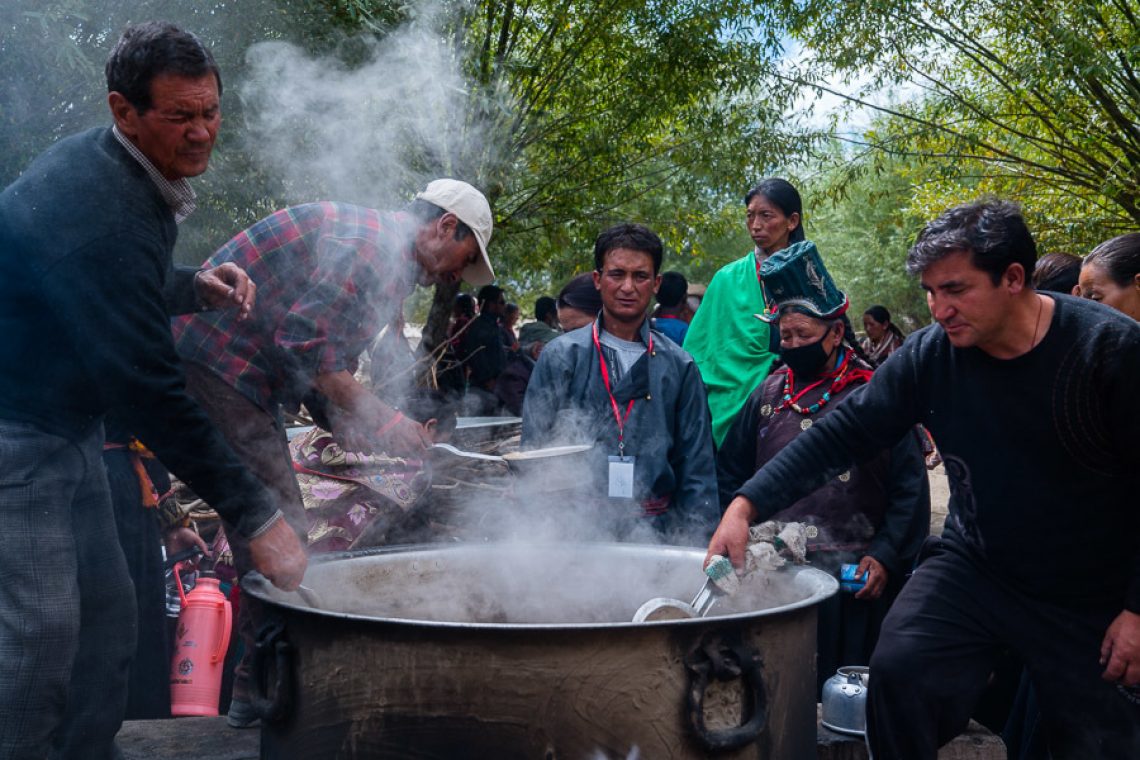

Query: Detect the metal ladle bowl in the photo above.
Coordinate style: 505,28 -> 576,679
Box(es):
632,597 -> 697,622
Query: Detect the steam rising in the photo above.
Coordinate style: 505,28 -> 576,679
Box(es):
284,540 -> 814,625
239,3 -> 497,208
231,4 -> 753,623
457,452 -> 707,548
272,436 -> 818,625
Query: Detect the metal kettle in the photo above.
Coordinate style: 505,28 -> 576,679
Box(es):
820,665 -> 869,736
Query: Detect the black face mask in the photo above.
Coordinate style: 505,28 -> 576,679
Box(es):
781,333 -> 832,377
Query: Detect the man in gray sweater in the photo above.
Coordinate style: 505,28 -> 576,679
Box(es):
0,22 -> 305,758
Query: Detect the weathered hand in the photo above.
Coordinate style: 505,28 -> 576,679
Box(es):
330,413 -> 430,456
376,414 -> 432,456
248,516 -> 307,591
195,262 -> 256,320
705,497 -> 756,571
1100,609 -> 1140,686
854,555 -> 888,600
331,418 -> 374,454
163,526 -> 210,567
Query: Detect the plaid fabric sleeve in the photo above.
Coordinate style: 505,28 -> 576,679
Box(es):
276,235 -> 387,377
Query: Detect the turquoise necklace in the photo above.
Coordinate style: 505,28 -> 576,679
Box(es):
777,351 -> 852,415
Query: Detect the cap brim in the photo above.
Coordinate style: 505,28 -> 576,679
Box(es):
461,236 -> 494,287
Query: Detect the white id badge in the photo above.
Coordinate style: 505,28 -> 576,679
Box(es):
607,455 -> 635,498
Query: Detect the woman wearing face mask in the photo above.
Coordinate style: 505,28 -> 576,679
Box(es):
715,241 -> 930,694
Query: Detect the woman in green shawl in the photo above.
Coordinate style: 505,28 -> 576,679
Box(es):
684,178 -> 804,446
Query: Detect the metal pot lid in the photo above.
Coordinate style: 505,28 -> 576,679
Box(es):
501,444 -> 592,461
454,416 -> 522,429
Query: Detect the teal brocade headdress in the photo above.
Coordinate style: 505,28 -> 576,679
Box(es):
758,240 -> 849,322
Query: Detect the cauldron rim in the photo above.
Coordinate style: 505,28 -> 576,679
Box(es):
242,541 -> 839,631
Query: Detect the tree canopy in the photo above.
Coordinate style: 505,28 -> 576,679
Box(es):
0,0 -> 365,257
6,0 -> 1130,347
308,0 -> 801,345
1,1 -> 803,344
782,0 -> 1140,255
799,144 -> 930,329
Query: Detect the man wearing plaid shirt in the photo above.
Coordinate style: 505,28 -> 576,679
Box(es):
170,179 -> 495,726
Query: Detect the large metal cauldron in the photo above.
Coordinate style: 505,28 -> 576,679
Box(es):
244,542 -> 837,759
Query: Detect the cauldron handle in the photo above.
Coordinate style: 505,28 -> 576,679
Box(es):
684,631 -> 767,752
250,619 -> 293,724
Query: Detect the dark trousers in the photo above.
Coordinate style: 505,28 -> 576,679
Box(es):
104,450 -> 171,719
813,550 -> 902,696
181,363 -> 307,703
867,537 -> 1140,759
0,420 -> 136,760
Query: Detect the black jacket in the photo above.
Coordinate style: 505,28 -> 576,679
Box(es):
461,312 -> 507,390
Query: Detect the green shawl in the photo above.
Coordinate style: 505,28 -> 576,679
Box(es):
683,251 -> 777,446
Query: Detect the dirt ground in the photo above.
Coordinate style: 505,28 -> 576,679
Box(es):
929,464 -> 950,536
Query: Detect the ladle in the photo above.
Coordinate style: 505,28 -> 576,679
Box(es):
632,522 -> 810,623
430,442 -> 593,478
631,555 -> 733,622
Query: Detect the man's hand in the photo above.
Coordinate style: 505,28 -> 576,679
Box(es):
248,516 -> 307,591
853,555 -> 888,600
315,371 -> 430,456
705,497 -> 757,571
331,413 -> 431,456
194,262 -> 256,320
376,414 -> 433,455
1100,609 -> 1140,686
330,417 -> 374,454
164,526 -> 210,567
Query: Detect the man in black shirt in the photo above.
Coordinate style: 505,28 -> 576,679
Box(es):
707,200 -> 1140,758
0,22 -> 305,758
461,284 -> 508,413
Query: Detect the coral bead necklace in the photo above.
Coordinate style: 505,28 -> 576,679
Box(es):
777,350 -> 853,415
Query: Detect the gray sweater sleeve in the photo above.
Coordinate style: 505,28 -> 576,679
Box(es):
162,264 -> 205,316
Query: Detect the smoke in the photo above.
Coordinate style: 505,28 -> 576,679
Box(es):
238,2 -> 498,209
214,1 -> 514,418
226,4 -> 773,623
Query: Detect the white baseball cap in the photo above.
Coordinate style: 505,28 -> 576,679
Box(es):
415,179 -> 495,286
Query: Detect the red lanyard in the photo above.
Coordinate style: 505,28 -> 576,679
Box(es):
592,320 -> 652,456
